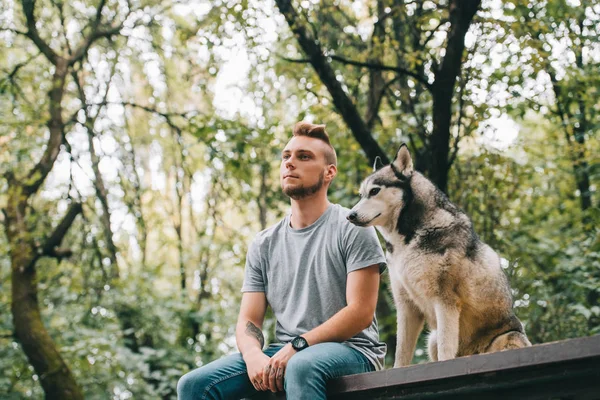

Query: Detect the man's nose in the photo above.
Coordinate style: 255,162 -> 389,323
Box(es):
347,211 -> 358,222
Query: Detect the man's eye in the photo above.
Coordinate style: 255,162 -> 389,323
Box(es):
369,188 -> 380,197
282,155 -> 290,160
300,155 -> 309,160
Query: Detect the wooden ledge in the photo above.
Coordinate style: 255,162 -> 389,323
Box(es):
327,335 -> 600,399
254,335 -> 600,399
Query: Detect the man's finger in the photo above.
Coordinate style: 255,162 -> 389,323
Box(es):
268,364 -> 278,392
258,377 -> 267,391
263,364 -> 271,378
276,367 -> 285,391
261,365 -> 270,390
253,371 -> 265,391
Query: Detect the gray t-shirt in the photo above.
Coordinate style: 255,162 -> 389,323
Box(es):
242,203 -> 387,370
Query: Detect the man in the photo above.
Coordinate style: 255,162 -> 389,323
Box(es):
178,122 -> 387,400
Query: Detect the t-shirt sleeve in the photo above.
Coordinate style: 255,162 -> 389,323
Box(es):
343,223 -> 387,274
241,237 -> 266,292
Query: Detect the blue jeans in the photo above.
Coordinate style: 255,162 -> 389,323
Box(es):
177,342 -> 374,400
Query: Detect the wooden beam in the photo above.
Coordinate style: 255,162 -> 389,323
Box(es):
249,336 -> 600,399
328,335 -> 600,399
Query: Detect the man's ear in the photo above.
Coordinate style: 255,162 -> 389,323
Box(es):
326,164 -> 338,183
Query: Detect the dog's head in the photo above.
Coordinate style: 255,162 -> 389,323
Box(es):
347,144 -> 414,228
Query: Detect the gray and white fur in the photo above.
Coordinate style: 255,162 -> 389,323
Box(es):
348,144 -> 531,367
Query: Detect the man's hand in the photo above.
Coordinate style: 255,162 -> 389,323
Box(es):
243,348 -> 271,391
265,343 -> 296,392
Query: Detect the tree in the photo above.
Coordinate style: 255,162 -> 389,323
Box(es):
274,0 -> 481,193
1,0 -> 134,396
502,0 -> 598,220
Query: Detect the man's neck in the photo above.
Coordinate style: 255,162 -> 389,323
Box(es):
289,194 -> 331,229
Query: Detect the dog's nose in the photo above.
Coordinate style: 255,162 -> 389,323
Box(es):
347,212 -> 357,222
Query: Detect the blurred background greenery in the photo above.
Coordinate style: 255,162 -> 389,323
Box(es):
0,0 -> 598,398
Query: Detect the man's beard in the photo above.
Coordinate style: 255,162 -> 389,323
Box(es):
283,171 -> 325,200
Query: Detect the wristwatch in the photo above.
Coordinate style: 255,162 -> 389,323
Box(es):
291,336 -> 309,351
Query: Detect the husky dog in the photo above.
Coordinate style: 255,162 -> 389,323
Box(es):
347,144 -> 531,367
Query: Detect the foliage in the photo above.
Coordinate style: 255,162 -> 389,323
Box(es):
0,0 -> 598,397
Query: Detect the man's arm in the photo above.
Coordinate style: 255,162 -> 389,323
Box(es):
236,292 -> 270,391
264,264 -> 380,392
236,292 -> 267,352
302,264 -> 380,345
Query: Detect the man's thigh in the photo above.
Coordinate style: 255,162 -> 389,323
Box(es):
286,342 -> 374,380
178,344 -> 283,400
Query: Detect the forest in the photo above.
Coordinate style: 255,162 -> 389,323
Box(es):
0,0 -> 598,398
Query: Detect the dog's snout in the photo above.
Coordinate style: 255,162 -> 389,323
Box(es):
347,211 -> 357,222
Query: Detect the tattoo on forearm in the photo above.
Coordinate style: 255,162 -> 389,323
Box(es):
245,321 -> 265,349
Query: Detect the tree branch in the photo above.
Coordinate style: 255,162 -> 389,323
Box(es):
1,52 -> 41,81
21,0 -> 61,65
51,0 -> 72,55
328,54 -> 432,90
22,58 -> 69,196
94,101 -> 201,126
433,0 -> 480,85
276,54 -> 310,64
40,202 -> 83,258
274,0 -> 389,165
0,27 -> 28,36
69,25 -> 123,66
422,18 -> 449,48
67,0 -> 132,66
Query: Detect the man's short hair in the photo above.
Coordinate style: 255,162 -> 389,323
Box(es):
292,122 -> 337,166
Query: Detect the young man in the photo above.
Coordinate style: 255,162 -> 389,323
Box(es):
178,122 -> 387,400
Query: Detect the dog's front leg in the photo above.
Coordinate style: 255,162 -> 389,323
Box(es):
434,302 -> 460,361
394,300 -> 424,368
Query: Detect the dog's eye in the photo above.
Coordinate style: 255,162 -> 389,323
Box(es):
369,188 -> 380,197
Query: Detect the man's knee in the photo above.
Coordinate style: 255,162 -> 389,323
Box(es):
177,369 -> 210,400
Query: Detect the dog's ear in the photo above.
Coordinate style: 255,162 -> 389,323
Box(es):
372,156 -> 384,172
392,143 -> 414,178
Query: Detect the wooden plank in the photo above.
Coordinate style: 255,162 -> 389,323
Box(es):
327,335 -> 600,399
252,336 -> 600,399
329,357 -> 600,399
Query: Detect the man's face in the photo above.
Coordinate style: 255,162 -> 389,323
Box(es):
280,136 -> 333,200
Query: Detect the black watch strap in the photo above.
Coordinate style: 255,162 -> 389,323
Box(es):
291,336 -> 309,351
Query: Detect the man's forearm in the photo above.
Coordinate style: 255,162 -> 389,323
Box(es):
236,320 -> 265,358
301,304 -> 372,346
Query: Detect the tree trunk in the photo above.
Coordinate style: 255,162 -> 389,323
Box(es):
9,0 -> 129,397
6,57 -> 84,399
276,0 -> 480,193
274,0 -> 390,166
429,0 -> 480,193
365,0 -> 386,131
10,238 -> 83,399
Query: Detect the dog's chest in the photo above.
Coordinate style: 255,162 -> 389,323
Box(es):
386,242 -> 440,314
379,229 -> 437,289
388,253 -> 428,292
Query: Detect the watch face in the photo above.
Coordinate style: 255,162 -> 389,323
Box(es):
293,336 -> 307,349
